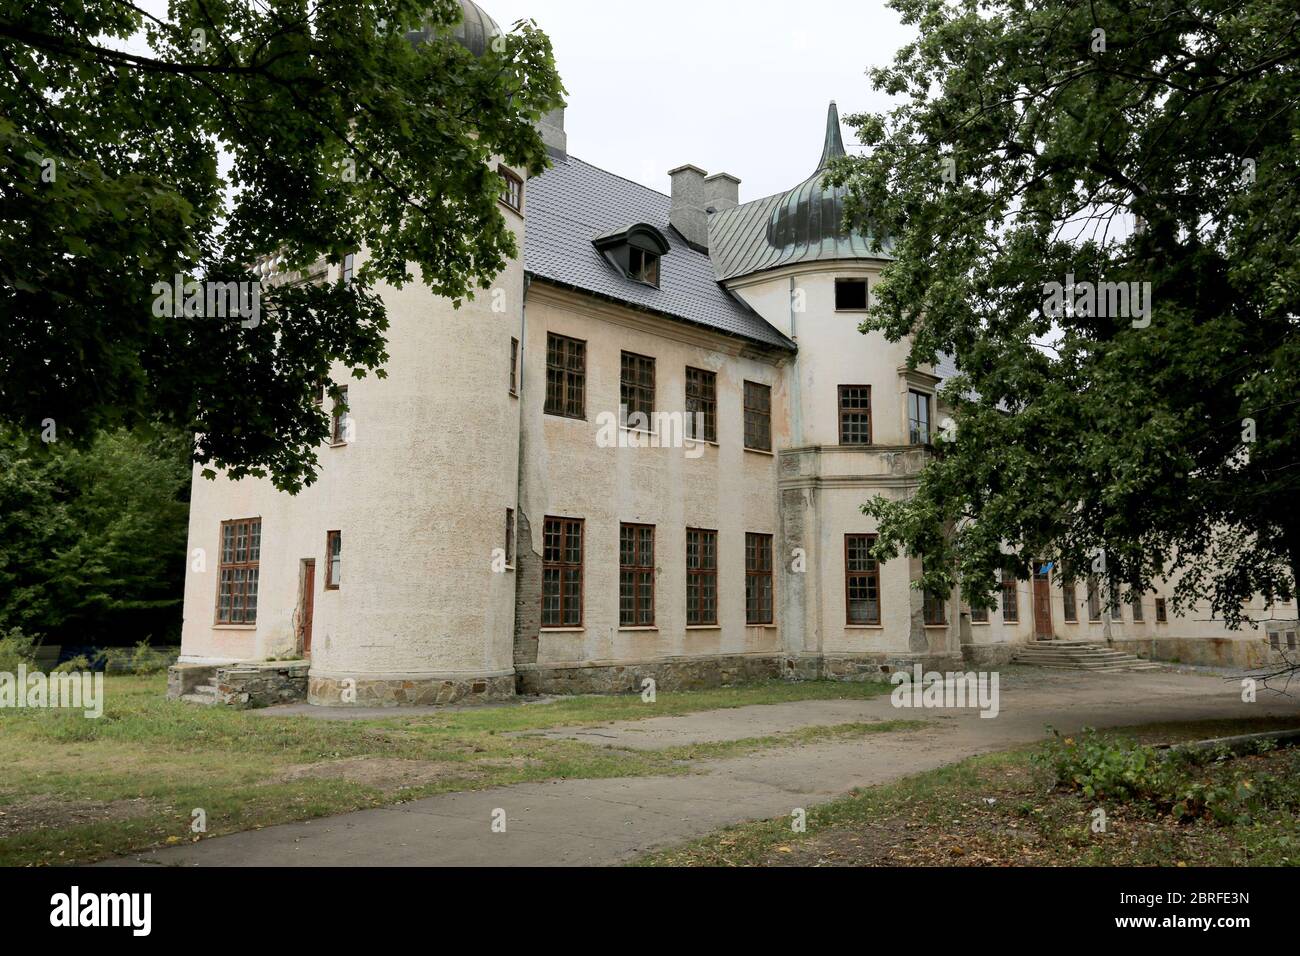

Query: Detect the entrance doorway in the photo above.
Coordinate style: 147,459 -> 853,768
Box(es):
298,559 -> 316,657
1033,564 -> 1054,640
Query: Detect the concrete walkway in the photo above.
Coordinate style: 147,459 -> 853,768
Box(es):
104,669 -> 1300,867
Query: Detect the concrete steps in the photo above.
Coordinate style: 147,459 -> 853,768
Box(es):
1013,640 -> 1163,673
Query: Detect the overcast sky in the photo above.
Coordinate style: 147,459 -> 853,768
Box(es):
487,0 -> 914,200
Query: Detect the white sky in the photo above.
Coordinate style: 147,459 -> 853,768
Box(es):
488,0 -> 914,199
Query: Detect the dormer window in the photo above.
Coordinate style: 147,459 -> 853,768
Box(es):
593,223 -> 670,289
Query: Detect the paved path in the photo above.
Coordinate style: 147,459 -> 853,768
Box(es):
104,670 -> 1300,867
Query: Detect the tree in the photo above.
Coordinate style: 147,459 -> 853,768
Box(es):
0,0 -> 564,491
0,424 -> 191,646
832,0 -> 1300,629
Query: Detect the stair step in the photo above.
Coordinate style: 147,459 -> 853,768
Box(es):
180,693 -> 218,706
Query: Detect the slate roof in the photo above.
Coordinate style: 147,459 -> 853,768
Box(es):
523,155 -> 796,352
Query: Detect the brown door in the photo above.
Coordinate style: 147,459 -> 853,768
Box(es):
300,560 -> 316,656
1033,565 -> 1053,640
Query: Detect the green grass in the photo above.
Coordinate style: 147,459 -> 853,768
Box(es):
636,717 -> 1300,867
0,674 -> 897,866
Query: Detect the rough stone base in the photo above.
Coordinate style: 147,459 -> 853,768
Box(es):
217,662 -> 310,709
961,643 -> 1019,668
784,652 -> 966,682
1108,636 -> 1275,670
167,663 -> 213,699
309,674 -> 515,707
516,655 -> 781,696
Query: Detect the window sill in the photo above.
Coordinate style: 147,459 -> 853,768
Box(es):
329,442 -> 349,449
540,627 -> 584,634
969,621 -> 991,626
744,446 -> 775,457
747,623 -> 778,629
924,623 -> 949,629
619,626 -> 658,632
686,625 -> 721,631
545,412 -> 587,423
845,624 -> 884,630
213,625 -> 257,631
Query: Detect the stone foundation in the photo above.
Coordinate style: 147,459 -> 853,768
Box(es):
167,663 -> 214,699
1108,635 -> 1275,670
216,662 -> 310,708
961,643 -> 1020,668
309,674 -> 516,707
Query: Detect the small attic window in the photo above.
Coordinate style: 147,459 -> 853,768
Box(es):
629,247 -> 660,287
593,223 -> 670,289
836,278 -> 868,311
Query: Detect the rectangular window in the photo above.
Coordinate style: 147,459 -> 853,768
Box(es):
685,367 -> 717,443
835,278 -> 868,311
908,390 -> 931,445
545,333 -> 586,419
845,534 -> 881,625
838,385 -> 872,445
342,253 -> 355,287
505,509 -> 516,569
620,351 -> 656,426
619,524 -> 655,627
1109,576 -> 1123,621
331,386 -> 351,444
686,528 -> 718,626
1155,597 -> 1168,623
1131,588 -> 1144,622
509,338 -> 518,395
1087,575 -> 1102,621
326,530 -> 342,590
499,165 -> 523,212
216,518 -> 261,624
744,381 -> 772,452
628,247 -> 660,287
1001,571 -> 1019,623
970,604 -> 989,624
1062,579 -> 1078,623
745,533 -> 774,625
542,517 -> 584,627
924,590 -> 947,626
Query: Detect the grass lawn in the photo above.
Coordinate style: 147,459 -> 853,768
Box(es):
0,674 -> 898,866
637,717 -> 1300,867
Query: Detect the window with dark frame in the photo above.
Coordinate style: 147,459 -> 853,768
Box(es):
505,509 -> 515,568
1087,575 -> 1103,621
620,352 -> 656,426
619,524 -> 655,627
1155,597 -> 1168,623
542,517 -> 583,627
1062,579 -> 1079,623
545,333 -> 586,419
685,367 -> 717,443
908,390 -> 931,445
499,165 -> 523,213
744,381 -> 772,452
1109,576 -> 1123,620
628,247 -> 660,287
1131,587 -> 1144,621
509,338 -> 518,395
845,534 -> 881,625
325,530 -> 342,590
686,528 -> 718,626
970,603 -> 989,624
1001,570 -> 1019,623
838,385 -> 872,445
745,533 -> 774,625
342,253 -> 355,287
216,518 -> 261,625
331,386 -> 350,444
924,589 -> 947,626
835,278 -> 868,311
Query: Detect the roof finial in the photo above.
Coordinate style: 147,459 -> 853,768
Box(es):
817,100 -> 847,171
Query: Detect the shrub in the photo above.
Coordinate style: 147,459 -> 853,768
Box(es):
97,640 -> 174,675
0,627 -> 38,672
1034,727 -> 1186,808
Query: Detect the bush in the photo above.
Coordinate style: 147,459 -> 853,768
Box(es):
0,627 -> 38,672
1035,727 -> 1187,808
97,640 -> 174,675
52,654 -> 94,674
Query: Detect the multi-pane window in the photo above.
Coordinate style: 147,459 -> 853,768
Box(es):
341,253 -> 355,287
325,530 -> 342,590
685,367 -> 717,443
1109,576 -> 1123,620
835,278 -> 868,311
509,338 -> 518,395
1062,579 -> 1078,622
744,381 -> 772,452
499,165 -> 523,212
217,518 -> 261,624
628,247 -> 660,286
1155,597 -> 1168,623
542,517 -> 584,627
845,534 -> 881,625
619,524 -> 655,627
908,390 -> 931,445
620,352 -> 656,425
838,386 -> 872,445
745,533 -> 774,625
686,528 -> 718,626
545,333 -> 586,419
1086,575 -> 1103,621
331,386 -> 351,444
1001,571 -> 1019,623
1131,588 -> 1144,621
970,603 -> 989,624
924,589 -> 947,626
505,509 -> 516,568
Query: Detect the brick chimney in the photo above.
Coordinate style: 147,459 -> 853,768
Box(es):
669,166 -> 740,251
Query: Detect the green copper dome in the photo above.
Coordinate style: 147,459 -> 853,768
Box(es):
407,0 -> 502,57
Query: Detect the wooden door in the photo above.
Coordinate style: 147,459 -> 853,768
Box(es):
300,559 -> 315,656
1033,565 -> 1053,640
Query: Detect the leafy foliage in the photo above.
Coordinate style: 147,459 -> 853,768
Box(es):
833,0 -> 1300,622
0,1 -> 564,490
0,425 -> 191,646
